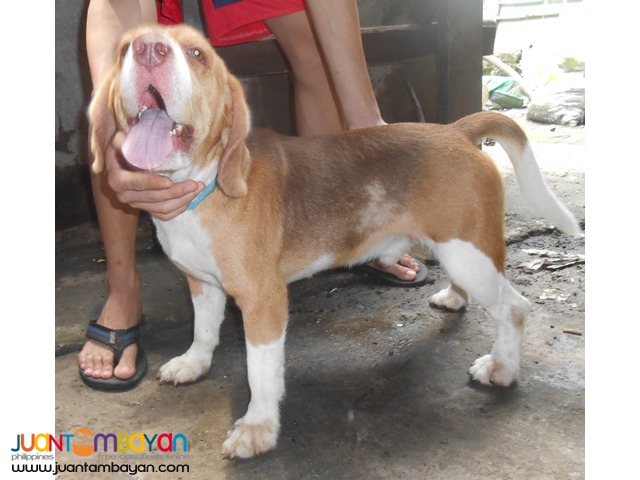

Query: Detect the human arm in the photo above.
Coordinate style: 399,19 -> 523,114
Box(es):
105,132 -> 204,221
87,0 -> 204,220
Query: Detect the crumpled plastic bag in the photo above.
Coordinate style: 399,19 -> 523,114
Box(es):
526,77 -> 585,126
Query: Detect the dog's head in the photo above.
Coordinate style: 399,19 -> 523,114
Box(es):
88,24 -> 251,197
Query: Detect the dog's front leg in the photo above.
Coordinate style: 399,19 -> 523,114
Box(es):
158,276 -> 226,385
221,279 -> 288,459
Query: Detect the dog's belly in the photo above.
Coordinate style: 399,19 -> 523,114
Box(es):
285,254 -> 336,283
283,233 -> 417,283
154,212 -> 222,284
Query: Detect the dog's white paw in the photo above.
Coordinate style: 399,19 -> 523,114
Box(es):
158,353 -> 210,385
221,418 -> 278,459
469,354 -> 517,387
429,287 -> 466,311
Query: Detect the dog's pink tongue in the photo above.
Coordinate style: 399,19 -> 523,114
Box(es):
122,109 -> 174,170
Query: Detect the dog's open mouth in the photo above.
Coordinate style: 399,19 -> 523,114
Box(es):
121,86 -> 194,171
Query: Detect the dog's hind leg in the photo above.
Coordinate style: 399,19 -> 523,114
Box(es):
430,239 -> 530,386
158,277 -> 226,385
222,278 -> 289,459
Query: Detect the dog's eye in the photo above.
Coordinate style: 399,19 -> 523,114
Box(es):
187,48 -> 206,65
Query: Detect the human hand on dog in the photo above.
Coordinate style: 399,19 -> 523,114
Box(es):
105,132 -> 205,221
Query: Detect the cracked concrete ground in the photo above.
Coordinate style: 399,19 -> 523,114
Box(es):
54,112 -> 585,479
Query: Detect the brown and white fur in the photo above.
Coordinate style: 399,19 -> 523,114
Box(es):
88,24 -> 581,459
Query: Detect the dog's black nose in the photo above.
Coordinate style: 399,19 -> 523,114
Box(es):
132,36 -> 171,71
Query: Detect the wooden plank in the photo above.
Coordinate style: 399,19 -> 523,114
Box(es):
217,39 -> 288,77
217,25 -> 440,77
362,25 -> 439,65
218,20 -> 492,80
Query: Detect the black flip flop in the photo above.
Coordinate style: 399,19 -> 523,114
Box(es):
79,319 -> 148,392
355,259 -> 429,288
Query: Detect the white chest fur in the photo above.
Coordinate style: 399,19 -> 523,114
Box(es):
153,211 -> 222,285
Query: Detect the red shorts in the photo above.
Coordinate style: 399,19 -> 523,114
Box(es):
157,0 -> 306,47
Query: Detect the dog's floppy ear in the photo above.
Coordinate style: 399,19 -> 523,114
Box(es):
88,68 -> 118,174
217,74 -> 251,198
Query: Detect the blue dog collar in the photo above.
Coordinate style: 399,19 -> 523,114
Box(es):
187,177 -> 218,211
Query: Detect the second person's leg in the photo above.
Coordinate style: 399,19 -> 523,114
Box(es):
268,4 -> 422,282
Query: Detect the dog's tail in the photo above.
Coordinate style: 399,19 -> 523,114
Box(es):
454,111 -> 581,235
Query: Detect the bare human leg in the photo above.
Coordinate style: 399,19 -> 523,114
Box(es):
78,0 -> 156,383
265,11 -> 344,136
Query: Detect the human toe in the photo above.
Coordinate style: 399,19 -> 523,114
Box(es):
113,345 -> 138,380
374,261 -> 417,281
398,253 -> 419,272
79,343 -> 114,379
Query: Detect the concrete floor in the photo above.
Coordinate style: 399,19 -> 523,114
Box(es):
54,113 -> 585,479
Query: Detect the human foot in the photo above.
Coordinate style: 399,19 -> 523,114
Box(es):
78,293 -> 142,383
357,253 -> 428,287
369,253 -> 419,281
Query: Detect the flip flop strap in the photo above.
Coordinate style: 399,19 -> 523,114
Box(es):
86,320 -> 141,365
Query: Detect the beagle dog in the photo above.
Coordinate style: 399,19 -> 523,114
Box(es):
88,24 -> 581,458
